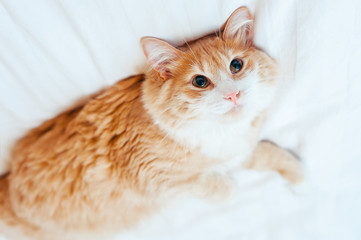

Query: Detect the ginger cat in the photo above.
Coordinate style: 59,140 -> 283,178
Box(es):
0,7 -> 303,240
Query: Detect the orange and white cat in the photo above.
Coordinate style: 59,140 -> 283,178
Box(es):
0,7 -> 303,240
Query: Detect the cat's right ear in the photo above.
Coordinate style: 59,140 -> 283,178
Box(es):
222,7 -> 254,47
141,37 -> 182,80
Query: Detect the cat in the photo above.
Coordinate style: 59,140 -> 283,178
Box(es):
0,6 -> 303,240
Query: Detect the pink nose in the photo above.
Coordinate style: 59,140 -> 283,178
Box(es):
224,91 -> 240,105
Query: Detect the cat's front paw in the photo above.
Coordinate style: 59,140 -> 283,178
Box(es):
277,151 -> 304,185
246,141 -> 305,185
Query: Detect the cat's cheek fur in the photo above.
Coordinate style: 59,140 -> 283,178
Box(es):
241,70 -> 277,115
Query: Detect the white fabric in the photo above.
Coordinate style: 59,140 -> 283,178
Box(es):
1,0 -> 361,239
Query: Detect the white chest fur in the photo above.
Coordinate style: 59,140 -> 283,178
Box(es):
172,114 -> 259,169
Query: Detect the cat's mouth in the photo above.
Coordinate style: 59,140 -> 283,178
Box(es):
225,104 -> 243,116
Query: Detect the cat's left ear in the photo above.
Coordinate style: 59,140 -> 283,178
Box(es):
141,37 -> 182,80
222,7 -> 254,46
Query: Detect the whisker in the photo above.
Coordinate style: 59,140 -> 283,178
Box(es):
182,56 -> 198,67
183,39 -> 202,66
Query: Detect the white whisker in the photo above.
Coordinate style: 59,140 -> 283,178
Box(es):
183,39 -> 202,66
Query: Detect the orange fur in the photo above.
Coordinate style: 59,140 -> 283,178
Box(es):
245,141 -> 304,184
0,7 -> 302,240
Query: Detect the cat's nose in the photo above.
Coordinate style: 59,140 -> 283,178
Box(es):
224,90 -> 241,105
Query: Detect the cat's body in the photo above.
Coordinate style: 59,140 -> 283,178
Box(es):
0,7 -> 303,240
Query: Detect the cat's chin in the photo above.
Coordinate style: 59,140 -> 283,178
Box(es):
222,104 -> 243,120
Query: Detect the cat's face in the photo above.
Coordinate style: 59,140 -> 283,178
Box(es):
141,7 -> 278,127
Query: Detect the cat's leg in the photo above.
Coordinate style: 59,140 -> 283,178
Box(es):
245,141 -> 304,184
170,172 -> 235,203
194,172 -> 235,202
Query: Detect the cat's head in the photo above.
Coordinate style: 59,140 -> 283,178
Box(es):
141,7 -> 278,130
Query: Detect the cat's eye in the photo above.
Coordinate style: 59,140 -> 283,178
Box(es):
192,75 -> 210,88
230,58 -> 243,74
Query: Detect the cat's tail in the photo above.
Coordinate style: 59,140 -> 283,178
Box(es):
0,174 -> 44,240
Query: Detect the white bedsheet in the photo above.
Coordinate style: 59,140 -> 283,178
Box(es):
1,0 -> 361,239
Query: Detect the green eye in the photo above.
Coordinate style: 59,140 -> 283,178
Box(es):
230,58 -> 243,73
192,75 -> 210,88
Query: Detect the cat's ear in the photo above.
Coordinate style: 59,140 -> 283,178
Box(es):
222,7 -> 254,46
141,37 -> 182,80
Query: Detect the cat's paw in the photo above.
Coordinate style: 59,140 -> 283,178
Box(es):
277,152 -> 304,185
247,141 -> 305,185
285,163 -> 310,195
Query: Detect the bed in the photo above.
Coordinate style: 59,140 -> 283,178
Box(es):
1,0 -> 360,239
